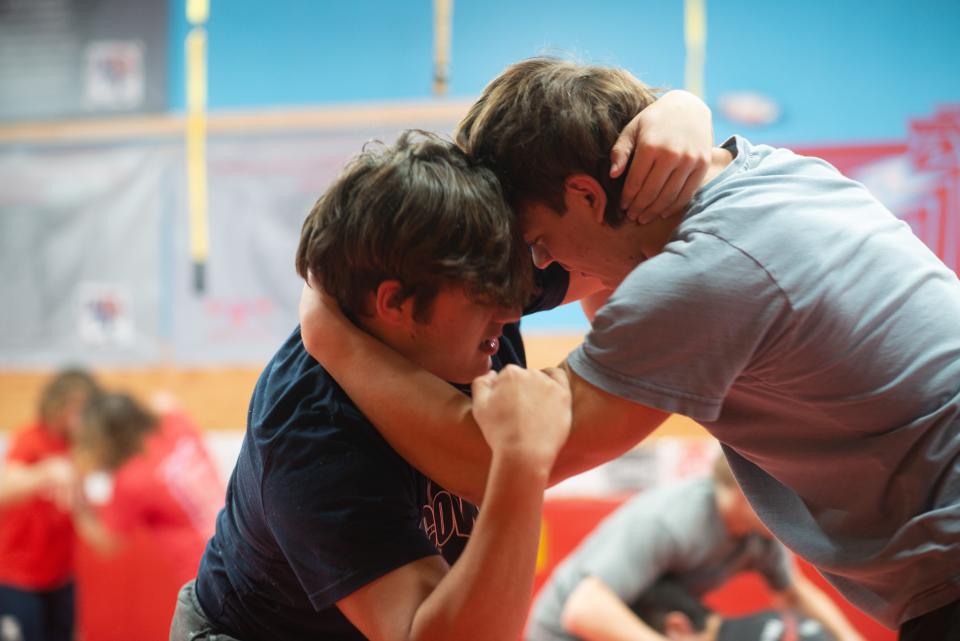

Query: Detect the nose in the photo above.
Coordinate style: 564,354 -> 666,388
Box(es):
530,242 -> 553,270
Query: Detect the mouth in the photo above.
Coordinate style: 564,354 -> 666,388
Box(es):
478,336 -> 500,355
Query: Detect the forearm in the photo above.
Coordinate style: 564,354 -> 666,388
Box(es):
309,334 -> 662,497
306,317 -> 491,503
0,463 -> 44,507
301,287 -> 666,500
409,453 -> 550,641
312,340 -> 661,499
787,580 -> 864,641
562,577 -> 667,641
550,363 -> 668,484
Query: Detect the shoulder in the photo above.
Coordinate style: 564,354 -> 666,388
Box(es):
250,330 -> 414,492
156,410 -> 200,439
602,231 -> 789,326
645,479 -> 717,533
251,327 -> 366,433
6,422 -> 63,461
8,422 -> 41,449
612,481 -> 710,535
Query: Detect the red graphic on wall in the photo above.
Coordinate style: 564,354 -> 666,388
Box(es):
906,106 -> 960,272
798,104 -> 960,276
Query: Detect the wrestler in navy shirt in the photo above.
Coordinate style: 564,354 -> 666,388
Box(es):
194,265 -> 568,641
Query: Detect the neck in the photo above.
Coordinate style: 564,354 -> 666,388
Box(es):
356,315 -> 406,358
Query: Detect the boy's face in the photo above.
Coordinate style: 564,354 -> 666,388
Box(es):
520,197 -> 637,290
405,287 -> 521,385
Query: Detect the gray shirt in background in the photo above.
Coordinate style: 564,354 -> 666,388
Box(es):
526,478 -> 792,641
568,136 -> 960,628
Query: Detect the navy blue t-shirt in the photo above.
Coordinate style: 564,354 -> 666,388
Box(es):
195,265 -> 568,641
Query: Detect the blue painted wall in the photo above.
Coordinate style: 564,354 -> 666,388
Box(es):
168,0 -> 960,144
163,0 -> 960,335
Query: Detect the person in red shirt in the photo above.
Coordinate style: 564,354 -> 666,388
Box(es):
0,369 -> 99,641
72,392 -> 224,586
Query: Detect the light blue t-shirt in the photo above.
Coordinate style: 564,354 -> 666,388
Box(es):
526,478 -> 792,641
568,136 -> 960,628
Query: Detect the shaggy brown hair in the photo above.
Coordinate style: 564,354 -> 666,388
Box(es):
79,393 -> 156,471
457,57 -> 659,227
39,368 -> 99,425
296,130 -> 533,321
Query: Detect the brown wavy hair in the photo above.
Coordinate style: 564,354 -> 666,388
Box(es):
296,130 -> 533,321
79,393 -> 156,471
457,57 -> 659,228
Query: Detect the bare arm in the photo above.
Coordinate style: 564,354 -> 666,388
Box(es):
774,572 -> 865,641
300,285 -> 669,503
561,576 -> 668,641
0,457 -> 74,509
338,366 -> 570,641
0,461 -> 47,506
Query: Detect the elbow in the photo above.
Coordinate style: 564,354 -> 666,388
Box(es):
299,322 -> 321,361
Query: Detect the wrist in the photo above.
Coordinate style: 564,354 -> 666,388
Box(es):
489,448 -> 553,485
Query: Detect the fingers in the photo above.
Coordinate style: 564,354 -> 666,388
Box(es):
609,119 -> 639,179
622,156 -> 673,220
613,89 -> 713,224
618,142 -> 654,209
623,150 -> 709,223
656,160 -> 709,221
635,164 -> 687,223
471,370 -> 496,407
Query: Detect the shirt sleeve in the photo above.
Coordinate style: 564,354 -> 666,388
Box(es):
567,232 -> 791,421
6,428 -> 40,463
524,263 -> 570,315
261,408 -> 439,610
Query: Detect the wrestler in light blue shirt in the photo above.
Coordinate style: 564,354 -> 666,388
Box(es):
569,137 -> 960,628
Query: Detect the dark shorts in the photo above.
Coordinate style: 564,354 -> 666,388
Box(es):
0,582 -> 73,641
899,599 -> 960,641
170,580 -> 242,641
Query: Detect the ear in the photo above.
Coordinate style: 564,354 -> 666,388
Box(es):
663,611 -> 695,639
373,280 -> 414,327
564,174 -> 609,224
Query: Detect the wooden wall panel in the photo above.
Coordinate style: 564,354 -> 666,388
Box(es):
0,335 -> 709,438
